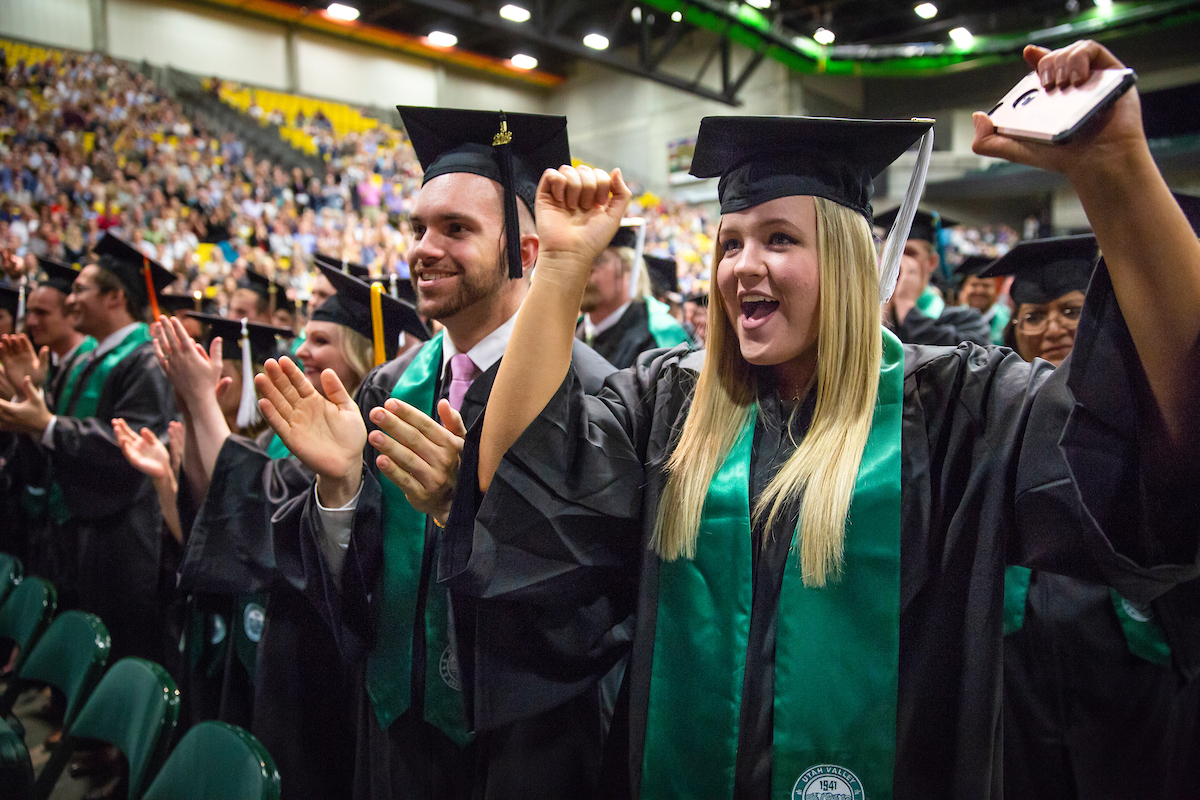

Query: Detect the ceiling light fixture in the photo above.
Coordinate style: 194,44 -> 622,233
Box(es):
631,7 -> 642,23
672,10 -> 682,21
914,3 -> 938,19
326,3 -> 359,21
426,30 -> 458,48
509,53 -> 538,70
949,26 -> 974,46
583,33 -> 610,50
746,0 -> 771,9
500,4 -> 531,23
813,27 -> 836,45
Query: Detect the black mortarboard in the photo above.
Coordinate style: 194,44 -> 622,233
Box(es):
0,284 -> 19,319
92,233 -> 177,310
363,273 -> 418,307
609,225 -> 640,250
952,254 -> 997,281
689,116 -> 933,221
400,106 -> 570,279
684,291 -> 709,307
313,252 -> 370,281
873,207 -> 958,244
36,256 -> 80,295
237,269 -> 285,310
980,234 -> 1097,306
157,293 -> 198,314
645,255 -> 680,295
188,312 -> 290,364
311,262 -> 429,359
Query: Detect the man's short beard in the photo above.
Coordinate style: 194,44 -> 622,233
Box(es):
416,254 -> 508,321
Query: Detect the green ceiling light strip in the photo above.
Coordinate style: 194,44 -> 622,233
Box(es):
640,0 -> 1200,77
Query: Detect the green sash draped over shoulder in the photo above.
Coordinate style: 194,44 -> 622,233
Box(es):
48,326 -> 151,524
364,331 -> 470,746
645,296 -> 693,349
643,328 -> 905,800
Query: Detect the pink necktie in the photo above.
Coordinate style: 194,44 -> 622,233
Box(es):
447,353 -> 479,413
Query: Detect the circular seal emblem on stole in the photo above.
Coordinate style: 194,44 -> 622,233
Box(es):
793,765 -> 866,800
439,645 -> 461,691
1121,597 -> 1153,623
243,603 -> 266,643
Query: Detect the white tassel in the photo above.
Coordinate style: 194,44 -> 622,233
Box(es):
878,124 -> 935,302
625,217 -> 648,298
15,280 -> 26,326
389,272 -> 398,299
236,317 -> 261,430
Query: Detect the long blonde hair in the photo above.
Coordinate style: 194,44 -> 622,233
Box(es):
652,197 -> 883,587
336,326 -> 375,396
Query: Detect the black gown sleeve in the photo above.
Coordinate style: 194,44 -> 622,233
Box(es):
895,304 -> 991,347
49,345 -> 177,519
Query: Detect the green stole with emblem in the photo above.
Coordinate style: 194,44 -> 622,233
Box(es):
642,328 -> 905,800
915,286 -> 944,320
645,296 -> 693,349
48,326 -> 151,524
1003,566 -> 1170,667
364,331 -> 470,745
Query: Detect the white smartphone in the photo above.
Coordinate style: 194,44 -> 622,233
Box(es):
987,67 -> 1137,143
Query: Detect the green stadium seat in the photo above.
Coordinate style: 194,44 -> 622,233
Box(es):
0,716 -> 33,800
34,658 -> 179,800
18,611 -> 111,729
0,554 -> 22,606
0,578 -> 56,676
141,721 -> 280,800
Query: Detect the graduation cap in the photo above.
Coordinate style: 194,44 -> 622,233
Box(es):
0,284 -> 19,320
684,291 -> 709,307
92,233 -> 177,314
157,292 -> 199,315
313,252 -> 370,281
874,208 -> 958,245
188,312 -> 290,364
36,256 -> 80,295
237,269 -> 287,313
980,234 -> 1097,306
311,261 -> 429,362
399,106 -> 571,279
363,272 -> 418,307
645,254 -> 681,297
689,115 -> 936,300
952,254 -> 997,282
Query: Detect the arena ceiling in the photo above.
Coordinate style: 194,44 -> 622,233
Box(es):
260,0 -> 1200,104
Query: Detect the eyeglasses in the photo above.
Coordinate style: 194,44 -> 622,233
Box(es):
1017,304 -> 1083,335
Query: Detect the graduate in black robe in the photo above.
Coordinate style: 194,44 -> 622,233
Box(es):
262,107 -> 620,799
987,230 -> 1200,799
576,222 -> 692,369
0,233 -> 178,663
453,41 -> 1200,800
876,208 -> 992,347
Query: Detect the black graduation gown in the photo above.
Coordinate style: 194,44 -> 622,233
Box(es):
577,300 -> 660,370
446,262 -> 1200,800
1003,572 -> 1200,800
891,303 -> 991,347
46,340 -> 178,664
270,337 -> 616,800
182,428 -> 356,800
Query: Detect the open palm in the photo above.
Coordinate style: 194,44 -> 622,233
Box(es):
113,417 -> 171,482
254,356 -> 365,481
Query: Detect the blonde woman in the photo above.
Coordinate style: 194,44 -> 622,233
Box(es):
450,41 -> 1200,798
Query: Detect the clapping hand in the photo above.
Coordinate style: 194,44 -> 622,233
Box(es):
0,376 -> 52,435
0,334 -> 48,395
151,316 -> 231,412
113,417 -> 174,483
254,356 -> 366,506
369,397 -> 465,525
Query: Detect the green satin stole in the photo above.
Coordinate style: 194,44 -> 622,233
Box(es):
915,286 -> 944,320
643,328 -> 905,800
49,326 -> 151,524
365,331 -> 470,745
645,296 -> 693,349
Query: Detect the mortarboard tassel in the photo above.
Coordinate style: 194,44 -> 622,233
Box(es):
625,218 -> 648,298
878,123 -> 935,302
492,113 -> 524,280
142,255 -> 161,320
370,282 -> 386,366
236,317 -> 262,430
15,278 -> 26,328
389,272 -> 398,300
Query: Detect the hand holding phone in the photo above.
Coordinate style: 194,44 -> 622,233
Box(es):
988,67 -> 1136,144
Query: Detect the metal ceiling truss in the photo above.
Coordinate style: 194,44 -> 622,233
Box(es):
394,0 -> 768,105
